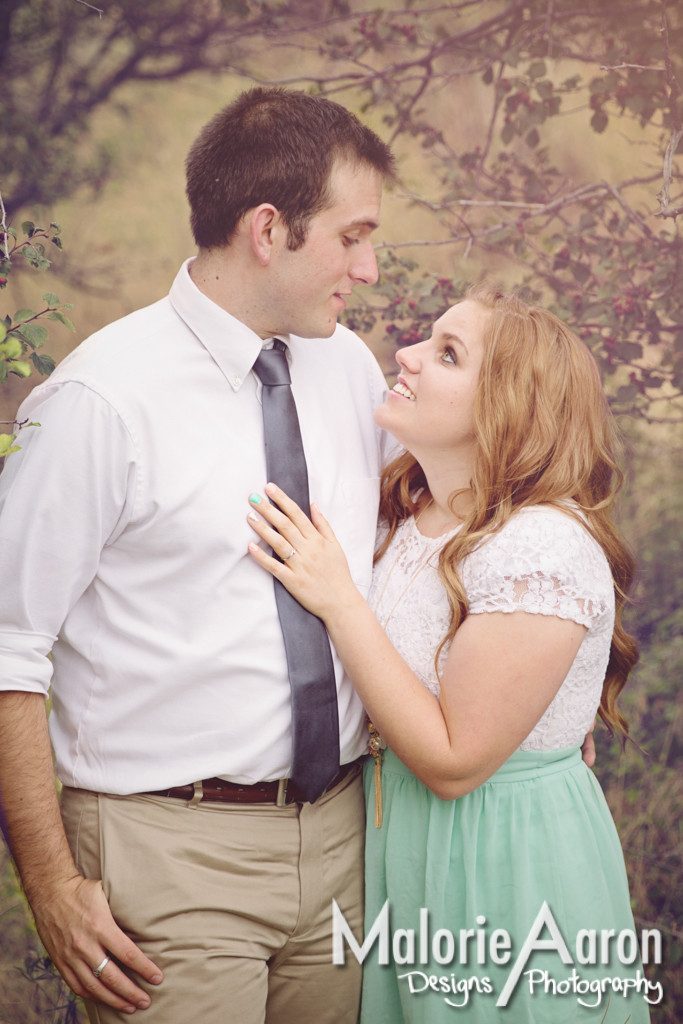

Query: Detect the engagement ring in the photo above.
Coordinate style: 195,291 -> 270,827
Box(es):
92,956 -> 110,978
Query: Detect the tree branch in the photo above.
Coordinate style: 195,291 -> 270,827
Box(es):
658,0 -> 683,219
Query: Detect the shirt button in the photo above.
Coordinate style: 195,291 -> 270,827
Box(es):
233,376 -> 241,387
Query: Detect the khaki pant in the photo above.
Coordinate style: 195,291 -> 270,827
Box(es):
60,767 -> 365,1024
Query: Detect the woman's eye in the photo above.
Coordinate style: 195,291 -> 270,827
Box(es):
442,346 -> 457,364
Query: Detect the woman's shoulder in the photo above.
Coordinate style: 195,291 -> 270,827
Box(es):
463,504 -> 614,625
477,504 -> 606,559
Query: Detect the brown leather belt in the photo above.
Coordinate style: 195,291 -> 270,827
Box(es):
142,756 -> 363,806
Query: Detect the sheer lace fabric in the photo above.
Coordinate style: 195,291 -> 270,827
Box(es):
369,505 -> 615,751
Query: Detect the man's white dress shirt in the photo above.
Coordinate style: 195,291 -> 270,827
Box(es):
0,260 -> 390,794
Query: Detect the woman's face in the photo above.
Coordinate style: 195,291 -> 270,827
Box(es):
374,300 -> 489,457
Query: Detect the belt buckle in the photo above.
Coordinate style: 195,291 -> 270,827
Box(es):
276,778 -> 289,807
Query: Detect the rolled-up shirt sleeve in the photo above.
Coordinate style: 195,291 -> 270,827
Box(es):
0,379 -> 137,696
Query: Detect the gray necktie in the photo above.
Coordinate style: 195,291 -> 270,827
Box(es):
252,341 -> 340,803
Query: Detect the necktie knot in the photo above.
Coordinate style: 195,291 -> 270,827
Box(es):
253,341 -> 291,387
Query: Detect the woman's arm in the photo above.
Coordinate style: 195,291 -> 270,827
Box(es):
247,485 -> 586,799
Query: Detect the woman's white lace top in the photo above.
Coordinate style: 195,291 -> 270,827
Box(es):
369,505 -> 615,751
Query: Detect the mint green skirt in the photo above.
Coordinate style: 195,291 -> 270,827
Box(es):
361,747 -> 651,1024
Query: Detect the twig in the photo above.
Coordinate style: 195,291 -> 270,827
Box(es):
601,180 -> 656,238
74,0 -> 104,17
0,186 -> 9,260
658,0 -> 683,219
600,64 -> 666,72
395,193 -> 547,210
545,0 -> 554,59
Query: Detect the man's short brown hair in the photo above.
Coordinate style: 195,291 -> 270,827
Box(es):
186,87 -> 395,251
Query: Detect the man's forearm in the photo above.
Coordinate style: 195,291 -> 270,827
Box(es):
0,691 -> 79,907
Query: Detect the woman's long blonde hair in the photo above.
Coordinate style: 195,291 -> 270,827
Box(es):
376,285 -> 638,738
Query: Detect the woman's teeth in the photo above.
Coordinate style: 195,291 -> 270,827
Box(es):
393,382 -> 416,401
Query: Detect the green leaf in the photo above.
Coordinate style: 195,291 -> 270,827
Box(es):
42,292 -> 60,307
615,342 -> 643,361
0,361 -> 6,383
21,220 -> 35,237
0,336 -> 24,360
579,212 -> 597,230
571,263 -> 591,285
30,352 -> 56,376
0,322 -> 5,345
47,310 -> 75,331
52,236 -> 63,250
7,360 -> 32,378
417,295 -> 445,315
590,111 -> 608,133
526,128 -> 540,148
528,60 -> 547,79
17,323 -> 48,349
616,384 -> 639,403
482,66 -> 494,85
0,433 -> 19,456
21,244 -> 51,271
501,120 -> 516,144
49,222 -> 62,234
13,309 -> 37,323
536,80 -> 553,100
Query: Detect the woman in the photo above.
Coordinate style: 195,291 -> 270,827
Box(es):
246,287 -> 650,1023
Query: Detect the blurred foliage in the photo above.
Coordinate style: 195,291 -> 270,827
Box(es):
592,422 -> 683,1023
333,0 -> 683,419
0,840 -> 85,1022
0,0 -> 324,217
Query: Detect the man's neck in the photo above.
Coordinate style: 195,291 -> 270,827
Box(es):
190,248 -> 276,341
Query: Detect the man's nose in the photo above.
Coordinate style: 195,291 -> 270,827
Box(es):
350,240 -> 379,287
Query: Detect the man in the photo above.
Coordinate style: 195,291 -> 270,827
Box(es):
0,88 -> 395,1023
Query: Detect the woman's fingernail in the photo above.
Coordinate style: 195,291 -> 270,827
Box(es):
138,999 -> 150,1009
249,493 -> 262,504
265,482 -> 276,494
248,512 -> 259,521
151,975 -> 162,984
311,502 -> 320,514
248,542 -> 259,552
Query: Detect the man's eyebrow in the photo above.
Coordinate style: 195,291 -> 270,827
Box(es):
441,331 -> 469,355
343,218 -> 380,231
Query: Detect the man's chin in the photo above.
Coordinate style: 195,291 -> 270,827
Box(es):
292,317 -> 338,340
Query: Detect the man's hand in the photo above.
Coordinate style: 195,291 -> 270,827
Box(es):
0,691 -> 162,1013
32,874 -> 162,1013
581,718 -> 597,767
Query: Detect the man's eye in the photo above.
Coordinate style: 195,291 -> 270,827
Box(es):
442,347 -> 457,364
343,235 -> 360,246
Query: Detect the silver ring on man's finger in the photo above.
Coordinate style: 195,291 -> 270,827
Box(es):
92,956 -> 110,978
282,548 -> 297,561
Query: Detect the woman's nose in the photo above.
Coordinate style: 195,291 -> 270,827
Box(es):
396,344 -> 420,374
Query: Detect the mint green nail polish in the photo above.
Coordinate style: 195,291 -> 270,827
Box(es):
249,493 -> 262,504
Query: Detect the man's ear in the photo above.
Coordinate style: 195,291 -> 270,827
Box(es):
248,204 -> 281,267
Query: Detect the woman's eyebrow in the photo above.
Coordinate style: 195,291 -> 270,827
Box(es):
441,331 -> 469,356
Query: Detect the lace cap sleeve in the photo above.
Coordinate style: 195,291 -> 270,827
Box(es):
463,506 -> 613,629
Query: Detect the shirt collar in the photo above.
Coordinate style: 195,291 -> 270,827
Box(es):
169,258 -> 282,392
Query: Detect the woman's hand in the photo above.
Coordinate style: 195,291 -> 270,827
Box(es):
247,483 -> 362,621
